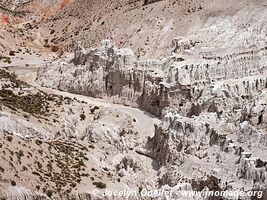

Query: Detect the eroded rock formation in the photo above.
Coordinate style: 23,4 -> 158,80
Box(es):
36,5 -> 267,199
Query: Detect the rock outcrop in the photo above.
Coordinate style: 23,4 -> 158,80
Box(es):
1,1 -> 266,199
0,112 -> 52,139
37,6 -> 267,119
38,40 -> 171,116
36,6 -> 267,198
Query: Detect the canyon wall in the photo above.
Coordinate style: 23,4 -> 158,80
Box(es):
36,6 -> 267,198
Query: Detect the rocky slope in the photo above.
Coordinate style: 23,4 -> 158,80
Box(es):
0,66 -> 158,199
4,0 -> 267,58
36,2 -> 267,199
0,0 -> 267,199
37,5 -> 267,117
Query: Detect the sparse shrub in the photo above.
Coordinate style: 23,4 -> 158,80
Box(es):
81,146 -> 88,151
32,171 -> 40,176
51,46 -> 59,52
81,173 -> 89,177
103,167 -> 109,171
90,106 -> 99,114
35,139 -> 42,145
38,149 -> 43,155
9,51 -> 15,56
50,29 -> 55,34
80,113 -> 86,121
22,166 -> 28,171
36,161 -> 42,169
45,190 -> 53,198
139,186 -> 143,194
47,162 -> 53,172
91,168 -> 97,172
11,180 -> 16,186
93,181 -> 106,189
74,159 -> 85,169
0,166 -> 4,173
6,136 -> 13,142
16,150 -> 24,160
70,182 -> 76,188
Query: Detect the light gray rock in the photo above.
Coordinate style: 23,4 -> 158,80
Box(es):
34,5 -> 267,199
0,112 -> 52,139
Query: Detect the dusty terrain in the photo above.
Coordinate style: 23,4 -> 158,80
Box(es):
0,0 -> 267,200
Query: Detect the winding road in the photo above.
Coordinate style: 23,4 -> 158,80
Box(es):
2,49 -> 161,139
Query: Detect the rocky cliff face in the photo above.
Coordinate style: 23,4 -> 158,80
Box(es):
37,11 -> 267,118
37,40 -> 171,116
1,0 -> 267,199
0,68 -> 159,200
36,4 -> 267,199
